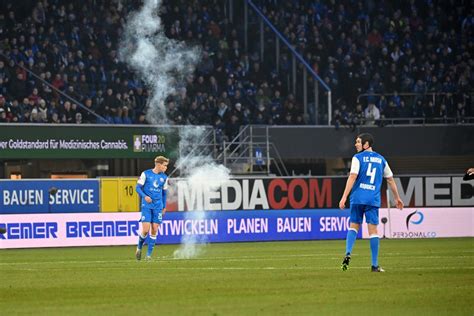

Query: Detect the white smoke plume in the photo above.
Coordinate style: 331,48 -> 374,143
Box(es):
119,0 -> 201,124
172,126 -> 230,259
120,1 -> 230,259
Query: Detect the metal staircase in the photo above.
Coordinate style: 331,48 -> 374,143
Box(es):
216,125 -> 289,176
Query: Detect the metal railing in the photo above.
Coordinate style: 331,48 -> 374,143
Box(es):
357,92 -> 474,105
217,125 -> 289,176
243,0 -> 332,125
168,126 -> 217,178
368,116 -> 474,126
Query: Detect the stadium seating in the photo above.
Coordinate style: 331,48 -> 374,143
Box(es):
0,0 -> 472,136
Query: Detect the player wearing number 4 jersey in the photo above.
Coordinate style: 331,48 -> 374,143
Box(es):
339,133 -> 403,272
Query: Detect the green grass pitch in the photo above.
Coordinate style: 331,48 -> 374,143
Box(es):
1,238 -> 473,315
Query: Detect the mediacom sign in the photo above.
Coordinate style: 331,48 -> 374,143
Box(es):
362,208 -> 474,238
167,176 -> 473,211
172,178 -> 335,211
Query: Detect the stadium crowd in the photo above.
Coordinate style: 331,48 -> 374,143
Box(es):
0,0 -> 472,138
259,0 -> 473,125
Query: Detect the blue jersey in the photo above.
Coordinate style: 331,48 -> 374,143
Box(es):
136,169 -> 168,210
349,151 -> 393,207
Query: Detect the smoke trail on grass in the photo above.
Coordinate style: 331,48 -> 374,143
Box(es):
119,0 -> 200,124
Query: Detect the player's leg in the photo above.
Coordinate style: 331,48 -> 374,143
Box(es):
346,204 -> 363,255
345,223 -> 360,256
136,209 -> 152,260
145,209 -> 162,259
146,223 -> 160,259
342,204 -> 363,271
366,206 -> 384,272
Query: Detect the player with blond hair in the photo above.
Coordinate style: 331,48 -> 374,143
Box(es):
135,156 -> 169,260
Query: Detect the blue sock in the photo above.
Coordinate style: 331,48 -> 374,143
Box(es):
370,235 -> 380,267
146,235 -> 157,257
137,233 -> 147,250
345,228 -> 358,255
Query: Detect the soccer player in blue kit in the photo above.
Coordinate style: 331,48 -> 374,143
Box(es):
135,156 -> 169,261
339,133 -> 403,272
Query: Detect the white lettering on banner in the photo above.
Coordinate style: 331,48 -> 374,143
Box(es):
49,139 -> 59,149
452,177 -> 474,206
8,139 -> 49,149
178,182 -> 202,211
221,180 -> 242,210
242,180 -> 249,209
227,218 -> 269,234
242,180 -> 269,210
3,190 -> 43,206
59,140 -> 100,149
319,217 -> 350,232
248,180 -> 269,209
177,179 -> 269,211
0,141 -> 7,149
204,187 -> 221,211
395,177 -> 423,206
394,177 -> 473,207
426,177 -> 451,206
100,140 -> 128,150
277,217 -> 311,233
49,189 -> 94,205
159,219 -> 218,236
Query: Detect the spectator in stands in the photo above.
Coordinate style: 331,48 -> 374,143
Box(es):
364,103 -> 380,125
0,0 -> 471,130
75,112 -> 83,124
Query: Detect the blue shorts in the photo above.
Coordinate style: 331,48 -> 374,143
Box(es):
140,207 -> 163,224
350,204 -> 379,225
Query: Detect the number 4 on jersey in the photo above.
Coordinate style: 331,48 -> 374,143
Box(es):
366,163 -> 376,184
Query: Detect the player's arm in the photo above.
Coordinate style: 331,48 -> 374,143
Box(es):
386,177 -> 403,210
136,172 -> 152,203
339,156 -> 359,210
162,177 -> 169,215
384,163 -> 403,210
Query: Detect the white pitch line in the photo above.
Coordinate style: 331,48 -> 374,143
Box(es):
0,253 -> 472,266
3,266 -> 474,272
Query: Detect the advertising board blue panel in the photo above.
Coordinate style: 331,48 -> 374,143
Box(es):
0,180 -> 100,214
0,209 -> 359,248
155,209 -> 359,243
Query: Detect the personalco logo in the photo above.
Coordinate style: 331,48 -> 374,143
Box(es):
393,210 -> 436,238
406,210 -> 424,230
